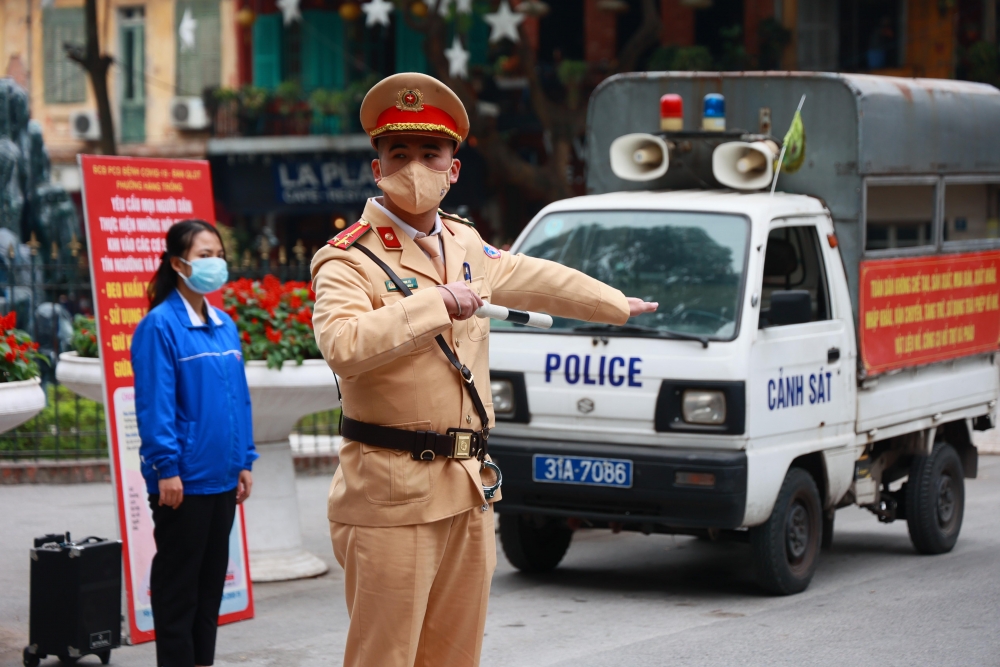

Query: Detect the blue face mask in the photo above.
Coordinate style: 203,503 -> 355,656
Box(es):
178,257 -> 228,294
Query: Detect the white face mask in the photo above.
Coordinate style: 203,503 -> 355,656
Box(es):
377,160 -> 452,214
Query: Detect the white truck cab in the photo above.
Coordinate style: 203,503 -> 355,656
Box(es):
487,73 -> 1000,595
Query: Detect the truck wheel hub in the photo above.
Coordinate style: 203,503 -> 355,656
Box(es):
786,502 -> 810,560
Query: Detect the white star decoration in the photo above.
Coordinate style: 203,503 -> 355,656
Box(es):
276,0 -> 301,25
484,0 -> 524,43
444,35 -> 470,79
361,0 -> 394,27
436,0 -> 472,16
178,8 -> 197,52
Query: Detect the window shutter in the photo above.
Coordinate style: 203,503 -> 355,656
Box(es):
301,11 -> 345,92
395,9 -> 427,74
252,13 -> 283,90
469,11 -> 490,66
176,0 -> 221,97
43,8 -> 86,104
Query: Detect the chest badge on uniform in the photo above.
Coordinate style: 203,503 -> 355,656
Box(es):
385,278 -> 418,292
376,227 -> 403,249
483,243 -> 502,259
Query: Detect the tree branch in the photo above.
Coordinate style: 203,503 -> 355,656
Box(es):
615,0 -> 660,73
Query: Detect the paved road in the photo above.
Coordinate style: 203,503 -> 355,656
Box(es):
2,457 -> 999,667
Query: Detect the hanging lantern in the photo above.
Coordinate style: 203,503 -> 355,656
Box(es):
515,0 -> 550,16
236,6 -> 256,27
595,0 -> 628,12
410,0 -> 428,16
339,2 -> 362,21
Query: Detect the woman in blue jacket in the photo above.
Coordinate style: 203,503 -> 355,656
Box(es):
132,219 -> 256,667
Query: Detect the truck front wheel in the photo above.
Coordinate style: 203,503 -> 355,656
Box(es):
906,442 -> 964,555
499,513 -> 573,573
749,467 -> 823,595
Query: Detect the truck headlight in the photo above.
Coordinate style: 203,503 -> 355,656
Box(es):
682,390 -> 726,425
491,379 -> 515,414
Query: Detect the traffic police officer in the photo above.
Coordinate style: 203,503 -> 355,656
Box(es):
311,72 -> 657,667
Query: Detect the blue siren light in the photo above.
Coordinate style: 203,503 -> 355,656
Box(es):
702,93 -> 726,131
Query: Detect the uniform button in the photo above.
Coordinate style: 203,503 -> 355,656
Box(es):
466,415 -> 472,424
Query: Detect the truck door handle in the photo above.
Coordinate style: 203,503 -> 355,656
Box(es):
827,347 -> 840,363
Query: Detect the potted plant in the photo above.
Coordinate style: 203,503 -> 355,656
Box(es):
307,89 -> 344,135
271,81 -> 311,136
235,85 -> 269,136
0,311 -> 47,433
55,315 -> 104,403
223,276 -> 339,581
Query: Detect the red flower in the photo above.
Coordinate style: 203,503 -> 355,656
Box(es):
265,325 -> 282,344
289,295 -> 303,310
4,351 -> 13,362
5,335 -> 14,347
242,331 -> 251,344
0,311 -> 15,331
296,308 -> 312,325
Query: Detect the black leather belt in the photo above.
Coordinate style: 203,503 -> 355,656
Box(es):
342,417 -> 488,461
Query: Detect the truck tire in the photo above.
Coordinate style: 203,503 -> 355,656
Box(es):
499,513 -> 573,573
906,442 -> 964,555
749,467 -> 823,595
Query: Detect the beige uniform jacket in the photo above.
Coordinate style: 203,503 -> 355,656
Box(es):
311,200 -> 630,527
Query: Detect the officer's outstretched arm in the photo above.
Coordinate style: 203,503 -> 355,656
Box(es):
311,247 -> 452,376
483,243 -> 630,326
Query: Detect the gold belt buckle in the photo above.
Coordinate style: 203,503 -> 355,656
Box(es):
448,429 -> 474,459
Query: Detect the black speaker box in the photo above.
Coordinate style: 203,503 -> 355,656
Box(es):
23,533 -> 121,666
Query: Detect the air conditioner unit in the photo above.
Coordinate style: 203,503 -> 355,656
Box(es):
70,110 -> 101,140
170,97 -> 209,130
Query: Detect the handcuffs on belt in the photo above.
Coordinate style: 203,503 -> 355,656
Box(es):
440,428 -> 502,500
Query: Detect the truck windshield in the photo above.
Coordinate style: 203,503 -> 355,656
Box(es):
502,210 -> 749,340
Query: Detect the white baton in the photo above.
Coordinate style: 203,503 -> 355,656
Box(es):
474,303 -> 553,329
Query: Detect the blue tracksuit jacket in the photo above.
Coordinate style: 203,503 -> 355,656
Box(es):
132,289 -> 257,495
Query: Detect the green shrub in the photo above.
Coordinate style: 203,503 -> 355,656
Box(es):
71,315 -> 99,358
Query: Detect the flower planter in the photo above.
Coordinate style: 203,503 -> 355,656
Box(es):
243,359 -> 340,582
0,377 -> 46,433
55,351 -> 105,403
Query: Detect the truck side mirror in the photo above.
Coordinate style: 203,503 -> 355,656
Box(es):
767,290 -> 812,326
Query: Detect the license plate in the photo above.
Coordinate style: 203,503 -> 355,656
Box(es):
532,454 -> 633,488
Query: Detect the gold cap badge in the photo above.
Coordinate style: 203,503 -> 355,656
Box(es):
395,88 -> 424,112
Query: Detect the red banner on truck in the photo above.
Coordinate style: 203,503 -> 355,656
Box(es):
859,250 -> 1000,375
78,155 -> 254,644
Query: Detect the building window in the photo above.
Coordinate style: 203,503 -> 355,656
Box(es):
43,7 -> 87,104
176,0 -> 221,97
839,0 -> 904,71
865,183 -> 936,251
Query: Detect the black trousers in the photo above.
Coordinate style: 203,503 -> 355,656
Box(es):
149,490 -> 237,667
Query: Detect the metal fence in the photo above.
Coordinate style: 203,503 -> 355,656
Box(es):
1,247 -> 339,462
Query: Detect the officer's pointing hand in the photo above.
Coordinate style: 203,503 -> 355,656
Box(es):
627,298 -> 658,317
436,282 -> 484,321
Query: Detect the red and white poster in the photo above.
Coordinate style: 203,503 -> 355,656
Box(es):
859,250 -> 1000,375
78,155 -> 254,644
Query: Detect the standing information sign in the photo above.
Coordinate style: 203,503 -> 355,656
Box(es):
78,155 -> 254,644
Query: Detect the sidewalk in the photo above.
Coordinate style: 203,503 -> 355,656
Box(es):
0,476 -> 350,667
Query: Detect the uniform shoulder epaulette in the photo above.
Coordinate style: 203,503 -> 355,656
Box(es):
327,219 -> 372,249
438,209 -> 475,227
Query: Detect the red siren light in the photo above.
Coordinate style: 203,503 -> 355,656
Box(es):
660,94 -> 683,132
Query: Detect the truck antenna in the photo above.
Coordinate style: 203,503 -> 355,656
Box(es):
769,94 -> 807,197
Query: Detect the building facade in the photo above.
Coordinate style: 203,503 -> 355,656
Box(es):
0,0 -> 993,253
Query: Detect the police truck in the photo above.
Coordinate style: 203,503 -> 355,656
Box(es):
486,73 -> 1000,594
